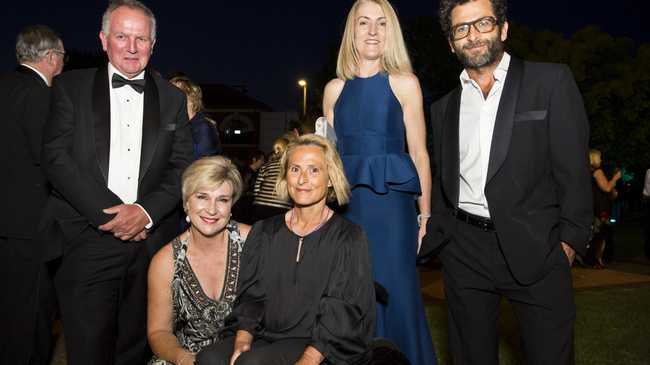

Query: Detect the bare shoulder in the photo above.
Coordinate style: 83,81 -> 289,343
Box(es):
323,78 -> 345,104
324,78 -> 345,97
389,72 -> 421,92
238,223 -> 252,240
149,241 -> 174,277
389,72 -> 422,104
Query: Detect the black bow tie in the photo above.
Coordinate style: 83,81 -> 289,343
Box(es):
111,73 -> 145,93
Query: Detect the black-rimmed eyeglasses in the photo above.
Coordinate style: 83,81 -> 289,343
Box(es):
450,16 -> 499,41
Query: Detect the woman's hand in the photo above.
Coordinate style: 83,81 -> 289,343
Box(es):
417,217 -> 428,254
229,330 -> 253,365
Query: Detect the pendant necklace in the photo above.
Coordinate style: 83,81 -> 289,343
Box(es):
289,207 -> 331,262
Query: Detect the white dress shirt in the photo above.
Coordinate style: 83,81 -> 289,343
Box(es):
107,63 -> 144,204
21,63 -> 49,86
457,53 -> 511,218
106,64 -> 152,227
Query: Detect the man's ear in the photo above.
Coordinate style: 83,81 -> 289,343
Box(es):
448,38 -> 456,54
500,21 -> 509,42
99,31 -> 108,52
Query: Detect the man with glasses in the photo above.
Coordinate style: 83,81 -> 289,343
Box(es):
421,0 -> 592,364
0,25 -> 65,365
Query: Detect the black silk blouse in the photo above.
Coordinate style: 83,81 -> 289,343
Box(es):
227,213 -> 375,364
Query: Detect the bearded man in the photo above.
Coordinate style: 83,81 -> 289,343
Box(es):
421,0 -> 592,364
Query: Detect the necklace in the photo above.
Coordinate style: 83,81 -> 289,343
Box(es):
289,207 -> 331,262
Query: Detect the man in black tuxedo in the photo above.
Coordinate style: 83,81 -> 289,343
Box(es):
422,0 -> 592,364
0,25 -> 65,365
40,1 -> 193,364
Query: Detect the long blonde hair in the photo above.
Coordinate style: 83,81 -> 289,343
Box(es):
336,0 -> 413,80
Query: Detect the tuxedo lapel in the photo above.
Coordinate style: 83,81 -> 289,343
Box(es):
92,67 -> 110,184
442,87 -> 461,207
486,57 -> 523,184
138,70 -> 160,183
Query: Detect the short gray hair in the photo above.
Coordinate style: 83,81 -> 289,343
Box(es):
15,25 -> 62,63
101,0 -> 157,41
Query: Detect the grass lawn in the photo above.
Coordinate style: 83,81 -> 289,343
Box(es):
425,286 -> 650,365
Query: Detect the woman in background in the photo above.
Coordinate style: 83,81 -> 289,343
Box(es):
589,149 -> 621,269
171,76 -> 221,159
251,137 -> 293,221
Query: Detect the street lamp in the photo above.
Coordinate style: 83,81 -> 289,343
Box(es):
298,79 -> 307,116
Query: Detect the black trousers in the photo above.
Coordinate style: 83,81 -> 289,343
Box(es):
0,236 -> 57,365
54,228 -> 150,365
439,220 -> 575,365
196,336 -> 311,365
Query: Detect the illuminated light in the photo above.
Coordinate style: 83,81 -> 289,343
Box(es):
234,129 -> 242,135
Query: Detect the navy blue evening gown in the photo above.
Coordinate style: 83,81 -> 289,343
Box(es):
335,72 -> 437,365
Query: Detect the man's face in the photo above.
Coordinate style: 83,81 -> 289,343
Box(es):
448,0 -> 508,70
99,6 -> 154,78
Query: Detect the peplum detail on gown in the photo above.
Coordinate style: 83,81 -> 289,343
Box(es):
339,139 -> 421,194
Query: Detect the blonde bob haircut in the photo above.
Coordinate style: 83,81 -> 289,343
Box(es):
275,134 -> 351,206
181,156 -> 243,207
336,0 -> 413,80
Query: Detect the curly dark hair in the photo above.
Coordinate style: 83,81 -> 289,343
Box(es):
438,0 -> 508,37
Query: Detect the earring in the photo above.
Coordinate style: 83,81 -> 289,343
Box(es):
185,215 -> 191,223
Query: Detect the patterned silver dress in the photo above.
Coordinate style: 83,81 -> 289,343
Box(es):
149,221 -> 244,364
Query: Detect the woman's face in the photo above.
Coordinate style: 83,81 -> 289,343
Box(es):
186,182 -> 234,237
287,145 -> 331,207
354,1 -> 387,62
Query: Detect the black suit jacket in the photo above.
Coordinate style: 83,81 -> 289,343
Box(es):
423,56 -> 593,284
40,66 -> 193,261
0,66 -> 51,245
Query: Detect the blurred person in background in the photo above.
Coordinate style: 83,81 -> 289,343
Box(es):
0,23 -> 65,365
251,137 -> 293,221
589,149 -> 621,268
170,76 -> 222,159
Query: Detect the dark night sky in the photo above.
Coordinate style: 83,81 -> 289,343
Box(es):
1,1 -> 643,111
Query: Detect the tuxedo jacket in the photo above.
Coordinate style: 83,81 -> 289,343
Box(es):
40,66 -> 193,261
423,57 -> 593,284
0,66 -> 51,245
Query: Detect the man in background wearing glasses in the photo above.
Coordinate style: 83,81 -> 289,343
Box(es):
421,0 -> 592,364
0,25 -> 65,365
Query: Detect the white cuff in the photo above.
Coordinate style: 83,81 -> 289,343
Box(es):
134,203 -> 154,229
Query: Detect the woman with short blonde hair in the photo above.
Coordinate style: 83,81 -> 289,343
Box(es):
147,156 -> 250,365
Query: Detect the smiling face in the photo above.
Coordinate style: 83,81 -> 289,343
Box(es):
185,182 -> 234,238
100,6 -> 154,78
286,145 -> 331,208
354,1 -> 387,62
448,0 -> 507,70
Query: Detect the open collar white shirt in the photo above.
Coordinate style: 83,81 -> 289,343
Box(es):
457,52 -> 511,218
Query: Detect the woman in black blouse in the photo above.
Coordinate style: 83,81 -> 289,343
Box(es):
197,134 -> 375,365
